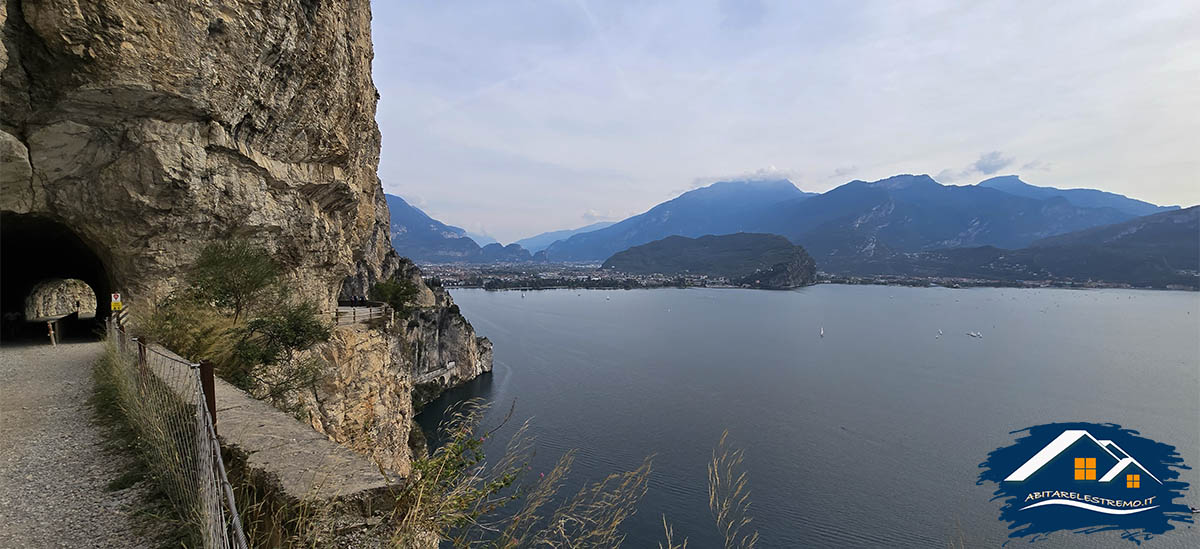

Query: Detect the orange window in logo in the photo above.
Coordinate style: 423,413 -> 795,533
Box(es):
1127,474 -> 1140,488
1073,457 -> 1097,480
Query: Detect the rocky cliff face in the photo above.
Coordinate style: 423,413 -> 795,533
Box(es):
1,0 -> 384,307
404,284 -> 494,407
301,303 -> 492,473
732,251 -> 817,290
1,0 -> 492,471
25,277 -> 96,318
300,270 -> 493,473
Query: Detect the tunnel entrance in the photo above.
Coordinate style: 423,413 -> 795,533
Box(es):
1,213 -> 113,342
26,279 -> 99,320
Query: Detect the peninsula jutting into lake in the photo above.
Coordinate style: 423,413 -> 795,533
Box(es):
602,233 -> 817,289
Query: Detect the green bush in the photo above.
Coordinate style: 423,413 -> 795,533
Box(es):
226,300 -> 331,405
370,277 -> 420,313
190,240 -> 280,322
141,240 -> 331,407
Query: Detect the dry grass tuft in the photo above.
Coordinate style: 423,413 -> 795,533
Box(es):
390,399 -> 531,546
228,469 -> 338,548
388,399 -> 655,548
657,515 -> 688,549
708,431 -> 759,549
517,456 -> 652,548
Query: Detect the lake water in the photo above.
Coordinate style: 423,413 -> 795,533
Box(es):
420,285 -> 1200,547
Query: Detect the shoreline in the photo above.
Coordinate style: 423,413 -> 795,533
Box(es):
439,279 -> 1198,293
418,263 -> 1198,293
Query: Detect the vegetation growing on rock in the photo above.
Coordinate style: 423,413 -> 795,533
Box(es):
140,241 -> 331,411
370,277 -> 420,315
190,240 -> 282,322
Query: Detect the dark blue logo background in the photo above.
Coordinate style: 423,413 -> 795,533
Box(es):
978,422 -> 1192,544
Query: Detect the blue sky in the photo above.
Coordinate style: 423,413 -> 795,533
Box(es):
371,0 -> 1200,242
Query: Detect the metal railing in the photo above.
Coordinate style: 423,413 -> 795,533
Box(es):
106,320 -> 248,549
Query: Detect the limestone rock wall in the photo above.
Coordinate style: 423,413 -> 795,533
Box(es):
1,0 -> 494,476
24,277 -> 96,318
304,326 -> 417,475
1,0 -> 386,308
406,287 -> 494,408
302,312 -> 492,472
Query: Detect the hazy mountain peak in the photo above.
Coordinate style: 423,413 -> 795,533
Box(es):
543,179 -> 816,261
466,232 -> 499,246
514,221 -> 617,253
680,179 -> 804,200
977,176 -> 1178,217
977,174 -> 1024,186
867,174 -> 941,190
385,193 -> 532,263
704,178 -> 799,190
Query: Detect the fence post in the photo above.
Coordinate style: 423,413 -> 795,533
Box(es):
199,360 -> 218,436
47,321 -> 56,347
136,338 -> 148,393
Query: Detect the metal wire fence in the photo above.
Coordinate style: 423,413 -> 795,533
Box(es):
106,320 -> 248,549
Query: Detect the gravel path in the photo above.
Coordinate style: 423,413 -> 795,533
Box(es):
0,341 -> 155,548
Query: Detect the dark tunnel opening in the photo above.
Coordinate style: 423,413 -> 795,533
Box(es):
1,213 -> 114,342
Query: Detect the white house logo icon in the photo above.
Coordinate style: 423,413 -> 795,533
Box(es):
982,423 -> 1191,539
1004,429 -> 1162,515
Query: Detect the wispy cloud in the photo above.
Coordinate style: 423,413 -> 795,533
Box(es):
688,166 -> 798,190
973,151 -> 1015,175
372,1 -> 1200,240
1021,159 -> 1053,172
938,151 -> 1018,183
582,209 -> 623,223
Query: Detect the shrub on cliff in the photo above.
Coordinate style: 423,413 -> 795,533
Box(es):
140,241 -> 331,408
226,300 -> 331,405
190,240 -> 281,322
370,277 -> 420,314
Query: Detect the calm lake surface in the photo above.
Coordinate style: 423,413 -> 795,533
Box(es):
420,285 -> 1200,547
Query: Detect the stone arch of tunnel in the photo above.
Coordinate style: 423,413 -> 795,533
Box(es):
1,212 -> 114,339
26,278 -> 99,320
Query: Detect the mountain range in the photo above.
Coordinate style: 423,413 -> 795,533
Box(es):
752,174 -> 1148,272
544,179 -> 816,261
977,176 -> 1177,217
385,176 -> 1194,286
385,194 -> 532,263
838,206 -> 1198,288
543,175 -> 1167,265
514,221 -> 615,253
